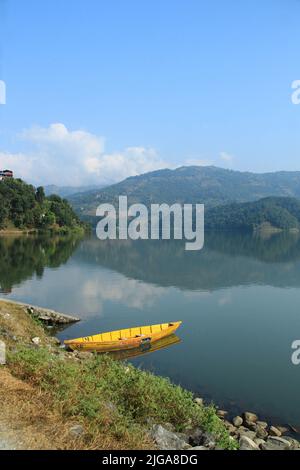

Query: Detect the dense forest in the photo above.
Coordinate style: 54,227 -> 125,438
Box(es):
205,197 -> 300,231
0,178 -> 87,232
76,195 -> 300,233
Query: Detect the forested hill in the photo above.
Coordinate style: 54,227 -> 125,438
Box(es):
206,197 -> 300,231
68,166 -> 300,215
0,178 -> 86,232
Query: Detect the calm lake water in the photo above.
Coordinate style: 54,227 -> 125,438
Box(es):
1,231 -> 300,426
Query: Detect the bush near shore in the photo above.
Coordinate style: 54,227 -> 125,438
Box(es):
0,300 -> 235,450
8,346 -> 236,449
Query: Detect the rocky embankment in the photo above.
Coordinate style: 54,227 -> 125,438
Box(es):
150,402 -> 300,451
0,299 -> 80,325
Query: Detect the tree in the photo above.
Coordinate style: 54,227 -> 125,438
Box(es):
36,186 -> 45,204
0,194 -> 8,228
0,179 -> 85,231
41,210 -> 56,228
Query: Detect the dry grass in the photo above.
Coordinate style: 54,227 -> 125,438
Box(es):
0,299 -> 235,450
0,367 -> 152,450
0,299 -> 48,347
0,300 -> 154,450
0,368 -> 68,449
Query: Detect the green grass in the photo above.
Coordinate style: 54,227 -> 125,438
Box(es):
8,346 -> 237,449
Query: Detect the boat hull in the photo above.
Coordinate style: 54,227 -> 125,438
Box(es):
110,334 -> 181,360
64,322 -> 182,352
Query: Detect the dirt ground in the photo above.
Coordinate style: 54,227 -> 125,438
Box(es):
0,368 -> 75,450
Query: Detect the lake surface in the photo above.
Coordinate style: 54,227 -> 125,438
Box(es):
1,231 -> 300,426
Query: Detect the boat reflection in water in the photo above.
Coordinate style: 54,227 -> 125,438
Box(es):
105,334 -> 181,361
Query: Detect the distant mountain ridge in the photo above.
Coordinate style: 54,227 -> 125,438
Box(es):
68,166 -> 300,215
44,184 -> 107,198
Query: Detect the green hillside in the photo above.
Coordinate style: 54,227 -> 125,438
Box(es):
206,197 -> 300,231
0,178 -> 87,233
68,166 -> 300,216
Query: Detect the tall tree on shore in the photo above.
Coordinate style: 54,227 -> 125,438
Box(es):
36,186 -> 45,204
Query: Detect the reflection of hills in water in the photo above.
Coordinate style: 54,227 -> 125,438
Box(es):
75,232 -> 300,290
0,234 -> 83,293
3,232 -> 300,293
104,334 -> 181,360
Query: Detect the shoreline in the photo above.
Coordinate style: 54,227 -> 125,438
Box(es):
0,229 -> 38,236
0,298 -> 80,325
0,226 -> 87,237
0,298 -> 236,450
0,298 -> 299,450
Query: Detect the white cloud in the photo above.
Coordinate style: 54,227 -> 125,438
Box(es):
0,123 -> 237,187
12,264 -> 166,318
81,274 -> 165,314
220,151 -> 234,164
0,123 -> 168,186
0,151 -> 35,181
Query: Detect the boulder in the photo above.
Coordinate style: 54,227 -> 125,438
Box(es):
151,425 -> 190,450
162,422 -> 176,432
277,426 -> 288,434
189,429 -> 216,449
239,436 -> 260,450
39,315 -> 52,323
0,340 -> 6,365
189,428 -> 204,446
237,429 -> 257,441
194,398 -> 204,406
245,421 -> 258,431
69,424 -> 84,437
224,421 -> 237,435
256,426 -> 268,439
256,421 -> 268,429
254,438 -> 266,449
190,446 -> 209,450
31,337 -> 41,346
25,304 -> 80,324
202,432 -> 216,449
283,437 -> 300,450
269,426 -> 282,437
217,410 -> 228,419
243,412 -> 258,423
261,436 -> 291,451
50,337 -> 61,346
233,416 -> 243,427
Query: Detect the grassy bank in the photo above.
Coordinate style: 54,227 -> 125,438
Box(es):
0,300 -> 236,450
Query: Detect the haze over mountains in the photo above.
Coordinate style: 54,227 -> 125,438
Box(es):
44,184 -> 107,198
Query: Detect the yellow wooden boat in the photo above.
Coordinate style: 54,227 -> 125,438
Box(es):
64,321 -> 182,352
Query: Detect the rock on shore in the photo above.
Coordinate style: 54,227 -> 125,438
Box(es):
0,299 -> 80,325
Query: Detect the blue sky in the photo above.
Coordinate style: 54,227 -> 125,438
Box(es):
0,0 -> 300,185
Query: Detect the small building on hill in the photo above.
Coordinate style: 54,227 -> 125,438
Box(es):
0,169 -> 13,180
